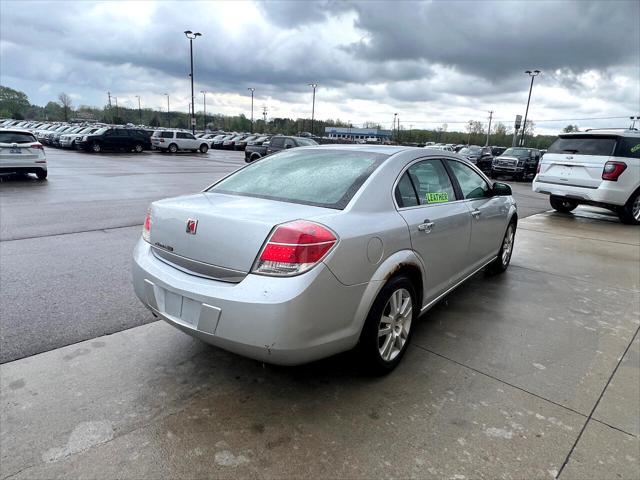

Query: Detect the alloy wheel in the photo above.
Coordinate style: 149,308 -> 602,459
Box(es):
378,288 -> 412,362
502,224 -> 515,266
633,195 -> 640,222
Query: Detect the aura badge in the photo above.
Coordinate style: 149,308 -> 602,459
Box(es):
186,218 -> 198,235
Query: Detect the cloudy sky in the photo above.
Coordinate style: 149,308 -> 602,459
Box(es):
1,0 -> 638,133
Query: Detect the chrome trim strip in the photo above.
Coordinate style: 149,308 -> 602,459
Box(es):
151,246 -> 247,283
420,257 -> 496,313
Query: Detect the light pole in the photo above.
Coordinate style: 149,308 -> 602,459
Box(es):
184,30 -> 202,134
520,70 -> 540,146
247,88 -> 255,133
135,95 -> 142,125
393,113 -> 398,142
200,91 -> 207,131
164,93 -> 170,128
113,97 -> 118,123
308,83 -> 317,136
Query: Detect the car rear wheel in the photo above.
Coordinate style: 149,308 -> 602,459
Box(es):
358,275 -> 417,375
487,220 -> 516,275
168,143 -> 178,154
199,144 -> 209,153
550,195 -> 578,213
35,170 -> 47,181
91,142 -> 102,153
133,143 -> 144,153
618,190 -> 640,225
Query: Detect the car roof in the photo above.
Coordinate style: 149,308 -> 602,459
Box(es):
561,129 -> 640,138
311,144 -> 412,155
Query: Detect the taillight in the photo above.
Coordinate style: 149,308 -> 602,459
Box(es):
30,143 -> 43,150
252,220 -> 338,276
142,209 -> 152,242
602,161 -> 627,181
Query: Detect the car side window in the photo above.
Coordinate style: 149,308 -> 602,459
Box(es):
395,173 -> 419,208
406,159 -> 456,205
447,160 -> 491,199
161,132 -> 173,139
284,139 -> 296,148
176,132 -> 189,139
270,137 -> 284,148
185,133 -> 196,140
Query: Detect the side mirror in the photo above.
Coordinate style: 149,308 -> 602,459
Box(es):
492,182 -> 512,196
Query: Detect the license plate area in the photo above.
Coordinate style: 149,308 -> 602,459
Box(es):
9,148 -> 21,154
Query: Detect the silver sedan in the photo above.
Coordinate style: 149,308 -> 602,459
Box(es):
133,146 -> 517,373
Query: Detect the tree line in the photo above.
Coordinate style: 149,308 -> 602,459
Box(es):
1,85 -> 560,148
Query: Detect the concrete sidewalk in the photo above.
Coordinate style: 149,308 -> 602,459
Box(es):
1,211 -> 638,479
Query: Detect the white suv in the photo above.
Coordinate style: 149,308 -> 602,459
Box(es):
533,129 -> 640,224
151,130 -> 209,153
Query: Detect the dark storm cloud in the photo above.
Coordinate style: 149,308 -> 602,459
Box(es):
347,0 -> 639,80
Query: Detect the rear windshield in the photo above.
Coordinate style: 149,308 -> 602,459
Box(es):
548,136 -> 617,156
209,149 -> 388,209
0,132 -> 37,143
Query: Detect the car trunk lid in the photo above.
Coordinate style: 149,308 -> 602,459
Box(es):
149,192 -> 336,276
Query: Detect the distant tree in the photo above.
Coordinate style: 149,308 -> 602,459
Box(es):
562,124 -> 579,133
493,122 -> 508,136
149,115 -> 161,127
0,85 -> 31,118
58,92 -> 73,122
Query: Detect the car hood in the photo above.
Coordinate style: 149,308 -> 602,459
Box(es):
496,156 -> 522,161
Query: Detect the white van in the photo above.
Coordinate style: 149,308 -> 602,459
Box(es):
533,129 -> 640,224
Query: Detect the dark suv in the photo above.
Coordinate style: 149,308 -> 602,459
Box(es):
244,135 -> 318,162
76,127 -> 152,153
457,145 -> 494,171
491,147 -> 541,181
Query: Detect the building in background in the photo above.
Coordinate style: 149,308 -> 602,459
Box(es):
324,126 -> 391,142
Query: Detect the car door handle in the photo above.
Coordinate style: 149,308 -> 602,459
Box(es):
471,209 -> 482,219
417,221 -> 435,233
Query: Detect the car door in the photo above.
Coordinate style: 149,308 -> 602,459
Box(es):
101,129 -> 117,149
395,158 -> 472,302
268,137 -> 284,154
182,132 -> 198,149
446,159 -> 508,270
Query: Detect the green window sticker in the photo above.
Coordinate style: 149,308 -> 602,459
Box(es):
631,143 -> 640,153
426,192 -> 449,203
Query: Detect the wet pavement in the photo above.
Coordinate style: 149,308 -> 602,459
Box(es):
1,204 -> 638,479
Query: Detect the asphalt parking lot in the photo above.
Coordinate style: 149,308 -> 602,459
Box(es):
1,148 -> 638,479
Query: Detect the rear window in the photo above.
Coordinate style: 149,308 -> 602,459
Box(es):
616,137 -> 640,159
208,149 -> 387,209
0,132 -> 37,143
548,136 -> 617,156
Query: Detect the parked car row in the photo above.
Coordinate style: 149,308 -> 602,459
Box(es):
244,135 -> 319,162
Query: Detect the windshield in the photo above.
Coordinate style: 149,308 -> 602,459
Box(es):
501,148 -> 530,158
459,146 -> 481,155
209,149 -> 387,209
547,136 -> 617,156
92,127 -> 108,135
295,138 -> 318,146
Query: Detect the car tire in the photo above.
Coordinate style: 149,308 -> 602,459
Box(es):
358,275 -> 417,375
486,219 -> 516,275
618,189 -> 640,225
550,195 -> 578,213
250,154 -> 261,162
199,144 -> 209,153
35,170 -> 47,181
133,143 -> 144,153
71,141 -> 76,150
168,143 -> 178,154
91,142 -> 102,153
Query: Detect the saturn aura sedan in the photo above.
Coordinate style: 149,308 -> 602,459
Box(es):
133,145 -> 517,373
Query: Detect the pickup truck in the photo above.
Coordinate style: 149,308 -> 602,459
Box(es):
244,135 -> 318,162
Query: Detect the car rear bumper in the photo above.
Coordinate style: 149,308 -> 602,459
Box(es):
1,165 -> 47,173
132,239 -> 366,365
532,177 -> 630,206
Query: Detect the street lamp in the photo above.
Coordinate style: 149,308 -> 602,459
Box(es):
393,113 -> 398,142
184,30 -> 202,134
520,69 -> 540,146
200,91 -> 208,131
164,93 -> 170,128
112,96 -> 119,123
135,95 -> 142,125
247,88 -> 255,133
308,83 -> 318,136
